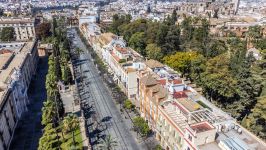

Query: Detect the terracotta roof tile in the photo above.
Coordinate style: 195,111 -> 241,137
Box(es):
140,74 -> 158,86
157,79 -> 166,85
145,59 -> 164,69
173,91 -> 188,99
114,45 -> 128,54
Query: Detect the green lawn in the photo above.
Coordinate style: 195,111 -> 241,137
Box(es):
60,127 -> 83,150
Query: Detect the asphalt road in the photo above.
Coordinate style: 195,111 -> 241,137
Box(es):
69,28 -> 141,150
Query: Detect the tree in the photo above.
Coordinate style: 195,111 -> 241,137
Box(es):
0,27 -> 15,41
36,22 -> 51,40
156,24 -> 169,46
75,47 -> 83,55
163,26 -> 180,54
133,117 -> 150,137
155,144 -> 163,150
248,25 -> 262,39
244,96 -> 266,139
46,55 -> 64,118
190,55 -> 206,82
124,99 -> 134,110
41,100 -> 57,126
63,114 -> 79,146
172,9 -> 177,23
38,123 -> 60,150
146,43 -> 163,61
253,38 -> 266,50
52,17 -> 58,37
180,16 -> 193,42
98,135 -> 118,150
201,54 -> 237,99
55,56 -> 62,81
46,55 -> 58,96
129,32 -> 146,56
204,40 -> 227,58
163,51 -> 200,76
61,64 -> 72,85
109,14 -> 131,35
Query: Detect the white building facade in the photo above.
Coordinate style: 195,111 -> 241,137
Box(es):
0,17 -> 35,41
0,39 -> 38,149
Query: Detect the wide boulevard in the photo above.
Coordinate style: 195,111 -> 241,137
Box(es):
69,28 -> 142,150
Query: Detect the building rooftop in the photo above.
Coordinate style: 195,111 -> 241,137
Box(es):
175,98 -> 201,113
0,52 -> 13,70
114,44 -> 128,54
145,59 -> 165,69
0,17 -> 34,24
140,74 -> 158,86
190,122 -> 214,133
218,137 -> 250,150
0,41 -> 35,102
98,32 -> 116,46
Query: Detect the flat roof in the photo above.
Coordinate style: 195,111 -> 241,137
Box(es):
216,126 -> 266,150
0,17 -> 34,24
219,137 -> 250,150
176,98 -> 201,112
0,53 -> 13,70
190,122 -> 214,133
0,41 -> 34,88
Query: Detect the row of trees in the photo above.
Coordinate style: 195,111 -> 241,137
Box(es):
241,48 -> 266,140
108,13 -> 266,139
38,17 -> 80,149
247,28 -> 266,140
39,54 -> 79,149
37,17 -> 72,85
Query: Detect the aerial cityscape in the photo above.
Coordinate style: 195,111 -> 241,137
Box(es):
0,0 -> 265,150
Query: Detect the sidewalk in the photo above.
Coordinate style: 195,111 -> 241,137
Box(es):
60,85 -> 91,150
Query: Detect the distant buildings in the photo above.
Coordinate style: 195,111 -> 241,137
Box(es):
0,39 -> 38,149
0,17 -> 35,41
177,0 -> 240,16
78,3 -> 99,25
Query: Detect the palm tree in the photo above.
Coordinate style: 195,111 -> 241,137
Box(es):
98,135 -> 118,150
46,75 -> 58,97
75,47 -> 83,55
46,55 -> 58,98
41,100 -> 57,125
63,114 -> 79,145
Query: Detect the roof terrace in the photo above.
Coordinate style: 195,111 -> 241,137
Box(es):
190,122 -> 214,133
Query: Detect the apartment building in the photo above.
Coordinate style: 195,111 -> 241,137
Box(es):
0,39 -> 38,149
138,59 -> 266,150
80,22 -> 145,104
80,22 -> 101,46
80,21 -> 266,150
102,42 -> 144,100
0,17 -> 35,41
